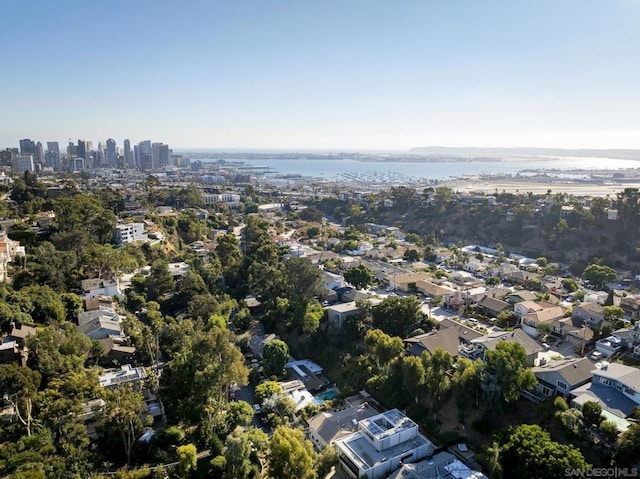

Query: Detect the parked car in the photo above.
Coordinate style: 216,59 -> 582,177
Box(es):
590,351 -> 603,361
253,404 -> 262,414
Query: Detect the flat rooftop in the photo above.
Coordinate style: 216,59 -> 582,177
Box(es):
286,359 -> 323,374
98,364 -> 147,388
360,408 -> 417,440
341,432 -> 432,471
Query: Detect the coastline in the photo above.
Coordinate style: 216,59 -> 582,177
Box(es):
442,178 -> 639,196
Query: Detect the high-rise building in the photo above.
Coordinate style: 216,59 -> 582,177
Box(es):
106,138 -> 117,167
96,141 -> 106,167
46,142 -> 60,155
77,140 -> 87,160
70,157 -> 85,172
12,155 -> 35,173
135,140 -> 152,170
67,141 -> 77,160
45,142 -> 60,170
19,139 -> 36,156
35,142 -> 44,166
45,151 -> 60,170
152,142 -> 170,168
124,139 -> 134,169
0,150 -> 14,166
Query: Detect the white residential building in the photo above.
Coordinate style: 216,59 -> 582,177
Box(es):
334,409 -> 434,479
112,223 -> 146,244
98,364 -> 147,388
203,193 -> 241,206
168,262 -> 190,277
0,229 -> 25,282
277,380 -> 321,411
389,451 -> 488,479
81,278 -> 122,300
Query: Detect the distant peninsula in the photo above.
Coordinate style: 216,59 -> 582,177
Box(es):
409,146 -> 640,160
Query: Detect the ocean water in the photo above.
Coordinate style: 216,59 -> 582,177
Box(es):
202,156 -> 640,181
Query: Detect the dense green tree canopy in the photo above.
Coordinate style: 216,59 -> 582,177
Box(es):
497,424 -> 589,478
614,422 -> 640,467
255,381 -> 284,405
19,284 -> 66,323
483,342 -> 537,408
159,324 -> 248,427
343,264 -> 373,290
54,193 -> 116,244
582,263 -> 617,289
268,426 -> 317,479
146,259 -> 174,301
97,385 -> 151,466
26,325 -> 91,381
216,233 -> 244,290
371,296 -> 424,338
283,257 -> 324,300
262,340 -> 290,378
365,329 -> 404,374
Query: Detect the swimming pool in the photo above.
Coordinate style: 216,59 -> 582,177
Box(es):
314,389 -> 338,402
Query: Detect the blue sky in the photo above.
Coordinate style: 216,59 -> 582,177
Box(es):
1,0 -> 639,150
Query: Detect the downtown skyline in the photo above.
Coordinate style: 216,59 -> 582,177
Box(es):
2,0 -> 639,151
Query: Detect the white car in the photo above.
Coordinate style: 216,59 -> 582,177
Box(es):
590,351 -> 603,361
253,404 -> 262,413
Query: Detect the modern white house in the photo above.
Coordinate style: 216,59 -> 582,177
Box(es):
81,278 -> 122,300
203,193 -> 241,207
168,262 -> 190,277
98,364 -> 147,388
334,409 -> 434,479
112,222 -> 146,245
389,451 -> 488,479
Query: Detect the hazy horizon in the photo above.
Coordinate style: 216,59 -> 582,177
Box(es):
2,1 -> 639,150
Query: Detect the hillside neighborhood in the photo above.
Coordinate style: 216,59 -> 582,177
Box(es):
0,168 -> 638,478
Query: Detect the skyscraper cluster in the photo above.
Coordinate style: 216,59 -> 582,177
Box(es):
1,138 -> 176,173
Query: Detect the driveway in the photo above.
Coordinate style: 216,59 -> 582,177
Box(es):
550,339 -> 581,359
423,305 -> 456,322
235,384 -> 272,433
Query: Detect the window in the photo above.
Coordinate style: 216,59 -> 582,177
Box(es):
557,381 -> 568,390
340,456 -> 360,478
624,387 -> 636,396
599,377 -> 612,386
